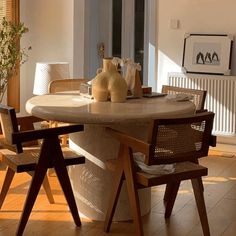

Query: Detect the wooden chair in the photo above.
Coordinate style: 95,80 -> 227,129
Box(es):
162,86 -> 214,203
48,78 -> 90,145
104,112 -> 215,236
48,78 -> 90,93
0,104 -> 85,235
0,109 -> 55,208
162,85 -> 207,113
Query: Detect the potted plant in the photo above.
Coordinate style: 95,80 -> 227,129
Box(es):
0,17 -> 30,102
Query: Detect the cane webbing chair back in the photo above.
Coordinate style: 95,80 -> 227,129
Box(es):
48,78 -> 90,145
0,106 -> 22,152
145,112 -> 214,165
162,85 -> 207,112
48,78 -> 90,93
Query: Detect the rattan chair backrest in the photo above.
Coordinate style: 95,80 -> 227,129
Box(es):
0,104 -> 23,153
48,78 -> 90,93
162,85 -> 207,112
145,112 -> 214,165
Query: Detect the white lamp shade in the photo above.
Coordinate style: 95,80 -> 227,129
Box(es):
33,62 -> 70,95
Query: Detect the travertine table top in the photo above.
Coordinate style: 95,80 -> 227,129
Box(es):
26,93 -> 195,124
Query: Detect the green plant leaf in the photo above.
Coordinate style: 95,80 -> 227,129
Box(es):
0,17 -> 30,100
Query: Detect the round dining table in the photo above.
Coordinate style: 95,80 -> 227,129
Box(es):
26,93 -> 195,221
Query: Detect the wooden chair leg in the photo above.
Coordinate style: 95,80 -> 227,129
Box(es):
104,150 -> 124,232
42,176 -> 55,204
193,159 -> 204,192
16,137 -> 57,235
16,151 -> 49,236
16,137 -> 82,236
164,181 -> 180,218
52,139 -> 81,227
164,159 -> 203,202
164,182 -> 176,202
191,178 -> 210,236
0,167 -> 15,209
123,146 -> 144,236
27,171 -> 55,204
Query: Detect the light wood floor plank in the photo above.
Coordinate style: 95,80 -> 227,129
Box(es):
1,153 -> 236,235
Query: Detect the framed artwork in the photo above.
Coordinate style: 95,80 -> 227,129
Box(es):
182,34 -> 233,75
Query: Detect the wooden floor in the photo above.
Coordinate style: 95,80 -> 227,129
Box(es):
1,151 -> 236,235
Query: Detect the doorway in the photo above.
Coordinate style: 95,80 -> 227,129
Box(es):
75,0 -> 156,88
112,0 -> 145,83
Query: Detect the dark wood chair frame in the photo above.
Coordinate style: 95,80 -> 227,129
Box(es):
0,105 -> 85,235
104,112 -> 215,236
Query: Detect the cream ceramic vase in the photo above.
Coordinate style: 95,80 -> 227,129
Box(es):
125,64 -> 142,98
92,58 -> 127,102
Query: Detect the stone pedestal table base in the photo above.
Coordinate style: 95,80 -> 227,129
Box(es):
68,123 -> 151,221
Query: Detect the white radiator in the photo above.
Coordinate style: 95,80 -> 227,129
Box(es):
168,72 -> 236,136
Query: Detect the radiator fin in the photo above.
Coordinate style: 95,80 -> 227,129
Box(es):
168,73 -> 236,136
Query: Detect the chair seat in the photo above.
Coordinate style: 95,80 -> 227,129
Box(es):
136,161 -> 207,187
1,146 -> 85,173
106,159 -> 207,187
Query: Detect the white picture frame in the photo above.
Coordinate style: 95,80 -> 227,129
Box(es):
182,34 -> 233,75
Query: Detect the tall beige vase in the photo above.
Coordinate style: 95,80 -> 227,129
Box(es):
125,60 -> 143,98
92,58 -> 127,102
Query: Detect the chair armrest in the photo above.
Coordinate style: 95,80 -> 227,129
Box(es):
106,127 -> 150,155
196,109 -> 208,113
17,116 -> 50,146
12,124 -> 84,144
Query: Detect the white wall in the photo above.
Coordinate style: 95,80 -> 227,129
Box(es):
20,0 -> 74,115
19,0 -> 107,116
19,0 -> 236,114
157,0 -> 236,91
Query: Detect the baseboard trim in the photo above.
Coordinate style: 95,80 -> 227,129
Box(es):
216,135 -> 236,145
210,135 -> 236,155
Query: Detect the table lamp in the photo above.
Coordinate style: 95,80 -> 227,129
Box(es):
33,62 -> 70,95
